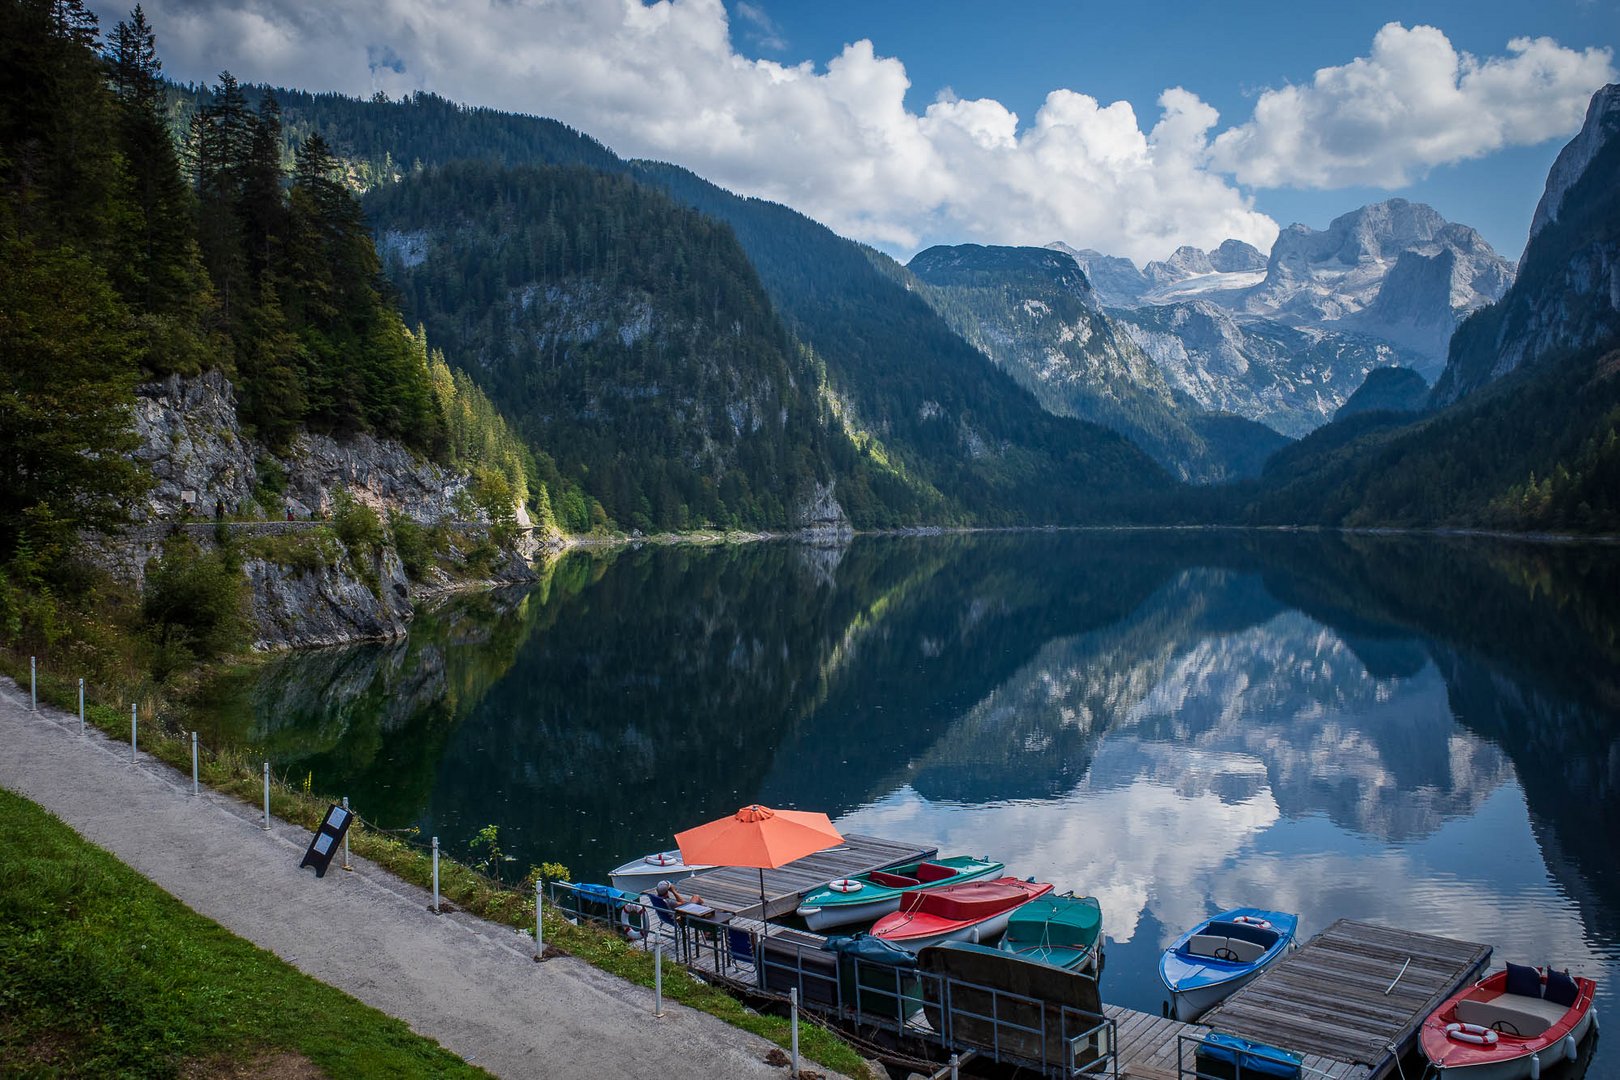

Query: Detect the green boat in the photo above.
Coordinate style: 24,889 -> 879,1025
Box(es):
996,892 -> 1103,973
795,855 -> 1003,931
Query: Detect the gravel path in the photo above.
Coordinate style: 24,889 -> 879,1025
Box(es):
0,681 -> 828,1079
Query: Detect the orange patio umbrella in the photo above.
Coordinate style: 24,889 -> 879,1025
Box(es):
675,804 -> 844,926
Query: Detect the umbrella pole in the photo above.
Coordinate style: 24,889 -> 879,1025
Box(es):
759,867 -> 768,937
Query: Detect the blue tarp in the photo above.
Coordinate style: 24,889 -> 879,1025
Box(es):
1195,1032 -> 1303,1079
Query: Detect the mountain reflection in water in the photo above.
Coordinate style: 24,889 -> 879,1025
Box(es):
215,532 -> 1619,1066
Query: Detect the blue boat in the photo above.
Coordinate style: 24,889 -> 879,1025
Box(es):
1158,907 -> 1297,1021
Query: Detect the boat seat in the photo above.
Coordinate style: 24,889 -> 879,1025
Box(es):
1185,934 -> 1266,963
913,862 -> 957,883
870,871 -> 921,888
1455,994 -> 1570,1038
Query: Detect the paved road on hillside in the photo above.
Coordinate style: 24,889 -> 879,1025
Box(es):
0,682 -> 825,1080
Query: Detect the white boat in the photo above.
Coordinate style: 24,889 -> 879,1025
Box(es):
607,849 -> 715,895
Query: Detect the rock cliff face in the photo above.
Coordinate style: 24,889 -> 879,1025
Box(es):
124,371 -> 536,650
132,373 -> 485,524
1433,85 -> 1620,405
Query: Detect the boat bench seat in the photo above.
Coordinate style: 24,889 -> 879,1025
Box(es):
1186,934 -> 1266,963
913,862 -> 957,883
1456,994 -> 1569,1038
869,871 -> 921,888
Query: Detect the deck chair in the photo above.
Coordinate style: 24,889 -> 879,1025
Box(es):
642,892 -> 681,946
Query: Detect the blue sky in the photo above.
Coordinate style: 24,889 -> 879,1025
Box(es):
741,0 -> 1618,258
100,0 -> 1617,264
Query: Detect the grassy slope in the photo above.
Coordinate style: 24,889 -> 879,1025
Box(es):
0,787 -> 487,1079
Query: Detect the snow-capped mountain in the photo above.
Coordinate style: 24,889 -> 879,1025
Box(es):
1046,200 -> 1514,432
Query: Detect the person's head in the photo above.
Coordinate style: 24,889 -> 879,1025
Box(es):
655,880 -> 672,896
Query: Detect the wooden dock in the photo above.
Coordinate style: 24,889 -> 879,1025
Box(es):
1103,1004 -> 1370,1080
681,833 -> 936,918
1199,918 -> 1492,1079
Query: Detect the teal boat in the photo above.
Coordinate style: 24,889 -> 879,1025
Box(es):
996,893 -> 1103,973
796,856 -> 1003,931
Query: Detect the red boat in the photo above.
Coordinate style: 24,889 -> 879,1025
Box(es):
871,877 -> 1052,951
1420,964 -> 1597,1079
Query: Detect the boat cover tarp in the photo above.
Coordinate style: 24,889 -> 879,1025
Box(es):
1006,895 -> 1101,950
1195,1032 -> 1302,1079
824,934 -> 922,1023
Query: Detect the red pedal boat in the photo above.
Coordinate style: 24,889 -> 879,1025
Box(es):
870,877 -> 1052,951
1420,963 -> 1597,1079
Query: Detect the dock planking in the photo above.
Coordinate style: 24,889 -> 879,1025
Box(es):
1199,918 -> 1491,1078
680,833 -> 936,918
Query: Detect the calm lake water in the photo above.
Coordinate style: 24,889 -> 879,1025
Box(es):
209,531 -> 1618,1070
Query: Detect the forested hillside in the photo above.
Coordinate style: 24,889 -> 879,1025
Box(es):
367,161 -> 921,531
234,88 -> 1173,524
0,2 -> 531,669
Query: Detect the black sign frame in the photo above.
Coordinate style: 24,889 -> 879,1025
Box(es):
299,803 -> 354,878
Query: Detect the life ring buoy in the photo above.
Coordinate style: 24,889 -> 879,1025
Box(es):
1445,1022 -> 1500,1047
643,852 -> 678,867
827,878 -> 862,893
1233,915 -> 1272,928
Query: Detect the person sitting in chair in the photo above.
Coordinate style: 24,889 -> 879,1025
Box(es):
654,879 -> 686,905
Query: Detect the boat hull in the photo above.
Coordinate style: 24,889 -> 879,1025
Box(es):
799,894 -> 902,931
1158,907 -> 1298,1022
608,851 -> 714,895
1427,1009 -> 1592,1079
1422,967 -> 1598,1080
880,908 -> 1019,952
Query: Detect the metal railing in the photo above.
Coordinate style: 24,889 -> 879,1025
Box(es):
544,880 -> 1119,1080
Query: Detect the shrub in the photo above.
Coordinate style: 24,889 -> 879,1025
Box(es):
331,490 -> 384,558
140,536 -> 247,679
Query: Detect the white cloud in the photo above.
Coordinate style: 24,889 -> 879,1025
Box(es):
98,2 -> 1614,263
1210,23 -> 1616,188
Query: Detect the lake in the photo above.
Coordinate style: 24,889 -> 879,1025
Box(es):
209,531 -> 1618,1070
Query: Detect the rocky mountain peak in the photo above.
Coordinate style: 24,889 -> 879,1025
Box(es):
1529,83 -> 1620,245
1045,241 -> 1150,306
1210,239 -> 1267,273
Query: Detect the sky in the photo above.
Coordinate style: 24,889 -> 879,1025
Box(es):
91,0 -> 1620,265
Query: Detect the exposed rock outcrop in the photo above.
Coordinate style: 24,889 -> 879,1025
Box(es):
121,372 -> 537,650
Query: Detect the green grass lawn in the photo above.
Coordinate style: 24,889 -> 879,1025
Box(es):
0,788 -> 487,1079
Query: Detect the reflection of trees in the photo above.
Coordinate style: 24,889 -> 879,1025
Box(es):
223,529 -> 1620,919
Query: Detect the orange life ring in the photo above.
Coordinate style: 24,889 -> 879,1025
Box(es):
828,878 -> 862,893
643,852 -> 678,867
1445,1022 -> 1500,1047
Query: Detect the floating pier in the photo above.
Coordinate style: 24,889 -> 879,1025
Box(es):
1200,918 -> 1492,1079
680,833 -> 935,918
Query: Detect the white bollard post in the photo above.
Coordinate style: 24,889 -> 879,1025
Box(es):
130,703 -> 137,763
30,656 -> 36,711
791,987 -> 800,1076
535,878 -> 544,959
341,797 -> 352,871
431,836 -> 440,913
191,732 -> 199,796
654,941 -> 665,1017
950,1052 -> 960,1079
78,679 -> 84,734
261,762 -> 270,829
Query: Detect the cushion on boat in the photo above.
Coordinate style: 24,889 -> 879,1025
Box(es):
913,862 -> 956,882
1544,969 -> 1580,1008
869,872 -> 921,888
1186,934 -> 1231,959
1505,961 -> 1543,998
1456,994 -> 1567,1038
1226,938 -> 1266,963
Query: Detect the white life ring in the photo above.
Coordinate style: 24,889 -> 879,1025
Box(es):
643,852 -> 678,867
1233,915 -> 1272,929
1445,1022 -> 1500,1046
827,878 -> 862,893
